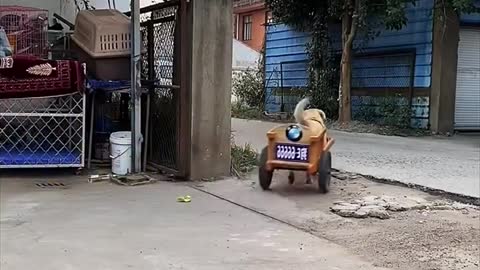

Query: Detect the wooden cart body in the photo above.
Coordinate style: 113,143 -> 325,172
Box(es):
265,124 -> 334,174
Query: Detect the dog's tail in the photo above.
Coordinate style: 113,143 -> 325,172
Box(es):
318,109 -> 326,121
294,97 -> 309,124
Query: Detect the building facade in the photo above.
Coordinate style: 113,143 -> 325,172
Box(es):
264,0 -> 480,133
233,0 -> 270,52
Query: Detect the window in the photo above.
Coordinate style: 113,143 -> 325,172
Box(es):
243,15 -> 252,41
233,15 -> 238,38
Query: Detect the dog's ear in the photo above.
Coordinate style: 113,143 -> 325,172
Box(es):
316,109 -> 326,120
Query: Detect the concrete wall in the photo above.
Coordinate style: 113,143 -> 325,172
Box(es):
232,38 -> 260,71
189,0 -> 232,180
232,38 -> 260,104
429,4 -> 460,134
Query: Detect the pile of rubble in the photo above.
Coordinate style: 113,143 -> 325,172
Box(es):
330,195 -> 478,219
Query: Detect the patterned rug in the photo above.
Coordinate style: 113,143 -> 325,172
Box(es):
0,55 -> 85,99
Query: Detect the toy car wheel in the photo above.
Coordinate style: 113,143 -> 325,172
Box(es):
317,151 -> 331,193
258,146 -> 273,190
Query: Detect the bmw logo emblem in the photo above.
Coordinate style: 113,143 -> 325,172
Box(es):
286,125 -> 302,142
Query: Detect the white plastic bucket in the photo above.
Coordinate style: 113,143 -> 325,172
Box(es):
110,131 -> 132,175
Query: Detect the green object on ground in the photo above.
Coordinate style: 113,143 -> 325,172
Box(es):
177,195 -> 191,203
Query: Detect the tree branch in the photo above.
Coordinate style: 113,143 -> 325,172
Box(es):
346,0 -> 361,46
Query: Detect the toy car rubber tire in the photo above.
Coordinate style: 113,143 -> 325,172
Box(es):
317,151 -> 332,193
258,146 -> 273,190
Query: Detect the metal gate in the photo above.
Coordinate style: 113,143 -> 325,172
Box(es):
138,1 -> 190,176
455,28 -> 480,130
351,51 -> 429,129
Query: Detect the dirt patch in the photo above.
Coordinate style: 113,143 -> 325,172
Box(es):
198,172 -> 480,270
293,174 -> 480,270
303,208 -> 479,270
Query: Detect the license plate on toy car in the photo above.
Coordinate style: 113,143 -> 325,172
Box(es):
275,143 -> 309,162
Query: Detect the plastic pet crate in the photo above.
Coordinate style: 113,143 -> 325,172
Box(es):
71,9 -> 132,80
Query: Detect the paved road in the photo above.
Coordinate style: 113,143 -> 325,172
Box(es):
0,173 -> 385,270
232,118 -> 480,198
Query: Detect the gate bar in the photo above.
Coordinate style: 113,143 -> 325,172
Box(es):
131,0 -> 142,172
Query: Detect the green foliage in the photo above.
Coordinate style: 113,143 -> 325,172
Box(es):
443,0 -> 480,13
232,68 -> 265,109
354,104 -> 378,123
231,102 -> 264,120
378,96 -> 411,128
265,1 -> 340,118
308,64 -> 340,119
230,133 -> 258,178
231,144 -> 258,177
264,1 -> 329,32
354,95 -> 411,128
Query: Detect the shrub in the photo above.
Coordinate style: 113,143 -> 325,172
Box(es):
230,133 -> 258,178
232,68 -> 265,109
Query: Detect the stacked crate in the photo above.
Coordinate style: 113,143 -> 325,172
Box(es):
0,6 -> 48,58
71,9 -> 133,80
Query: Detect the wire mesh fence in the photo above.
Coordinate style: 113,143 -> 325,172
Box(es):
351,52 -> 428,128
0,93 -> 85,168
260,50 -> 428,128
140,3 -> 179,171
264,60 -> 308,114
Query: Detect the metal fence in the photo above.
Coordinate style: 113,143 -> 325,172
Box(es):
262,50 -> 428,128
350,51 -> 429,128
139,1 -> 185,174
264,60 -> 308,114
0,93 -> 85,168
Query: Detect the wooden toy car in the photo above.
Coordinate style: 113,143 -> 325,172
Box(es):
258,123 -> 335,193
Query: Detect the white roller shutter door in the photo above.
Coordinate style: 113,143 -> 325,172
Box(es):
455,28 -> 480,130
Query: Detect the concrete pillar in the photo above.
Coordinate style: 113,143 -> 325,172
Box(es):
429,4 -> 460,134
188,0 -> 233,180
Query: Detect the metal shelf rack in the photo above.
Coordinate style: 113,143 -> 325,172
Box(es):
0,93 -> 86,168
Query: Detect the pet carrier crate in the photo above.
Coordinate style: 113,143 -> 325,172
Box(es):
0,6 -> 48,58
71,9 -> 133,80
0,93 -> 86,168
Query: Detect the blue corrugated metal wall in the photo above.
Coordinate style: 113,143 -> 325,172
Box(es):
460,13 -> 480,25
264,24 -> 310,113
350,0 -> 434,128
264,0 -> 434,128
349,0 -> 434,88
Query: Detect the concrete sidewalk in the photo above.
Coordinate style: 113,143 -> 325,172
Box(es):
0,173 -> 385,270
232,118 -> 480,198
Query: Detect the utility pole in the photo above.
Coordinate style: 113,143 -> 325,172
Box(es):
130,0 -> 142,173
